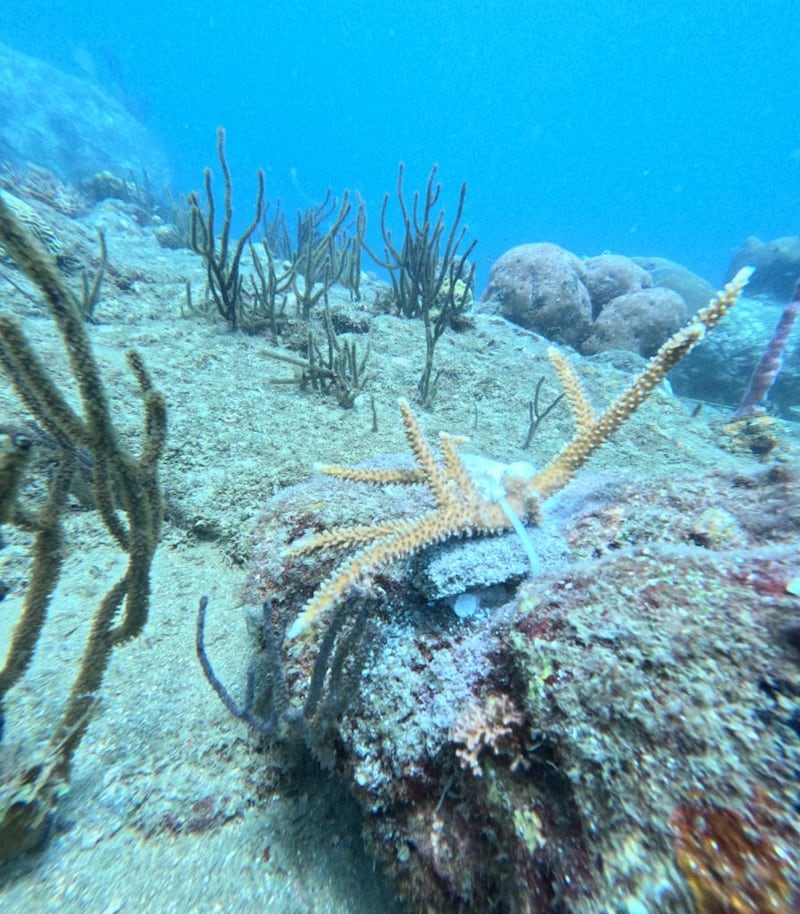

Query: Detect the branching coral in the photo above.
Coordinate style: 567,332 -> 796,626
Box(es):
0,192 -> 166,861
362,163 -> 477,404
188,126 -> 265,330
286,268 -> 753,639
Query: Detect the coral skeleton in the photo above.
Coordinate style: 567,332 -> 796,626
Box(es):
286,268 -> 754,639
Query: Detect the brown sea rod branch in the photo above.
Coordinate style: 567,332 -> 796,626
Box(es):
0,191 -> 166,860
189,126 -> 265,329
362,163 -> 477,403
291,190 -> 352,318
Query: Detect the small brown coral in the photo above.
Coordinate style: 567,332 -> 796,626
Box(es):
670,789 -> 799,914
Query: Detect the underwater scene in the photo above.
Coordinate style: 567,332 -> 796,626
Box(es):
0,2 -> 799,912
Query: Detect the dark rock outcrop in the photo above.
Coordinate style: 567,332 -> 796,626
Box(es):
480,242 -> 593,348
582,286 -> 687,358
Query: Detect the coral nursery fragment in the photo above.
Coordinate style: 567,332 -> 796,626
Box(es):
286,268 -> 754,638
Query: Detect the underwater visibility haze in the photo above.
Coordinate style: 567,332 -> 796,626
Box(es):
2,0 -> 800,283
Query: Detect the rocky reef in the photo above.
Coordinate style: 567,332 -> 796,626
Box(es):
479,243 -> 717,361
247,430 -> 800,914
481,242 -> 800,419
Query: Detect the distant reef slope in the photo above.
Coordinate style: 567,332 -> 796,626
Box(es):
0,41 -> 169,190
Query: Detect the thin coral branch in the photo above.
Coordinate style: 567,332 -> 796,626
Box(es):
197,594 -> 373,767
523,377 -> 565,449
195,597 -> 278,735
362,163 -> 476,403
733,277 -> 800,418
291,190 -> 352,318
188,127 -> 265,330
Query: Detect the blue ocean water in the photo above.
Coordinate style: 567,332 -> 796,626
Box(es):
1,0 -> 799,285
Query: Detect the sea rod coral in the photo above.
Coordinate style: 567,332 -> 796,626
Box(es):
0,192 -> 166,862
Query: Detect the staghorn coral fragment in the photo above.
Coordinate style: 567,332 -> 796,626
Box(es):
286,270 -> 754,639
